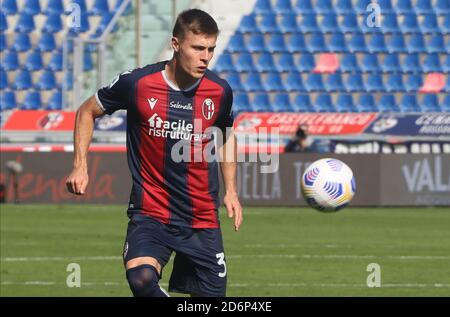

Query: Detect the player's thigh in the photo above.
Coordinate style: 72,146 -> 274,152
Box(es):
123,215 -> 172,274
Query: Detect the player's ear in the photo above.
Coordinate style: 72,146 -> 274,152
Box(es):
172,37 -> 180,53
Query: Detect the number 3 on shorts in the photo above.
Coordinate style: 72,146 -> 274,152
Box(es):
216,252 -> 227,278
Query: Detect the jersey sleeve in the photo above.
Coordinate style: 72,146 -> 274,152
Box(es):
95,70 -> 133,115
214,82 -> 234,131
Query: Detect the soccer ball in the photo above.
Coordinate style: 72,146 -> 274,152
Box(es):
301,158 -> 356,212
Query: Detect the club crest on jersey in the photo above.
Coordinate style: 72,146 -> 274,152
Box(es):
202,98 -> 215,120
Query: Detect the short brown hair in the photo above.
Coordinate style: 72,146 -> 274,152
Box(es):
172,9 -> 219,40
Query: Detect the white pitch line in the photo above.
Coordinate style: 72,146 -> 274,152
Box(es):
2,254 -> 450,262
2,281 -> 450,289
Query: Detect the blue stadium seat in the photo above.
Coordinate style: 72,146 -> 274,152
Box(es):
83,52 -> 94,71
382,14 -> 399,33
436,0 -> 450,14
264,72 -> 285,91
37,33 -> 57,52
0,34 -> 6,52
321,14 -> 340,33
42,13 -> 63,33
274,0 -> 293,14
340,13 -> 359,33
0,91 -> 16,110
259,14 -> 279,33
307,34 -> 327,52
13,69 -> 34,90
48,50 -> 63,71
226,73 -> 243,91
336,94 -> 357,112
65,72 -> 73,90
238,14 -> 258,33
243,72 -> 263,91
305,73 -> 325,92
292,94 -> 315,112
357,94 -> 378,112
340,54 -> 360,72
72,0 -> 88,12
90,0 -> 110,16
233,93 -> 251,112
381,54 -> 401,72
315,94 -> 335,112
24,50 -> 44,71
325,73 -> 345,92
347,33 -> 366,52
226,34 -> 246,53
47,90 -> 63,110
276,53 -> 296,72
0,11 -> 7,31
21,90 -> 42,110
296,53 -> 315,72
395,0 -> 414,14
44,0 -> 65,14
12,33 -> 31,52
421,14 -> 440,34
267,34 -> 287,53
415,0 -> 434,14
446,79 -> 450,92
235,53 -> 255,72
426,34 -> 446,53
92,13 -> 116,37
401,14 -> 420,33
294,0 -> 315,14
378,94 -> 399,112
247,34 -> 266,53
407,34 -> 426,53
300,14 -> 320,33
252,93 -> 271,112
23,0 -> 41,15
442,95 -> 450,111
1,0 -> 18,15
443,55 -> 450,73
255,53 -> 276,72
214,54 -> 235,72
345,74 -> 365,92
272,93 -> 293,112
316,0 -> 334,14
286,34 -> 307,52
68,13 -> 90,35
365,74 -> 384,92
254,0 -> 273,14
422,94 -> 441,112
442,14 -> 450,35
422,54 -> 442,72
385,74 -> 404,92
279,14 -> 299,33
405,74 -> 423,92
361,54 -> 380,72
15,12 -> 35,33
0,69 -> 8,89
335,0 -> 354,14
386,33 -> 406,53
399,95 -> 420,112
367,33 -> 387,53
1,51 -> 19,71
328,33 -> 347,52
36,70 -> 58,90
402,54 -> 421,72
284,72 -> 305,91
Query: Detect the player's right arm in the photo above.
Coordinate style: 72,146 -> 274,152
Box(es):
66,96 -> 104,195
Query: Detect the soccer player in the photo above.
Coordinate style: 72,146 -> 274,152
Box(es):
66,9 -> 242,297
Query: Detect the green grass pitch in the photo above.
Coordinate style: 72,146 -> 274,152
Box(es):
1,204 -> 450,296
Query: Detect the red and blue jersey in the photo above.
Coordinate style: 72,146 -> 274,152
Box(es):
96,61 -> 234,228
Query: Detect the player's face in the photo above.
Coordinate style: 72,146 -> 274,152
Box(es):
173,30 -> 217,79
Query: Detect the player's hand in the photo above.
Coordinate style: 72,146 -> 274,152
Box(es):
223,191 -> 243,231
66,167 -> 89,195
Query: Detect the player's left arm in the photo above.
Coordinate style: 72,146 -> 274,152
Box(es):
219,130 -> 242,231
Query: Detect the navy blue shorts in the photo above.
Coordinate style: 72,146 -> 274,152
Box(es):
123,214 -> 227,297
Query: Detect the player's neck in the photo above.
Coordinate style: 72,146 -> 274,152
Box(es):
164,59 -> 200,91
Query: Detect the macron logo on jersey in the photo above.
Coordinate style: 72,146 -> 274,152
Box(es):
148,98 -> 158,110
